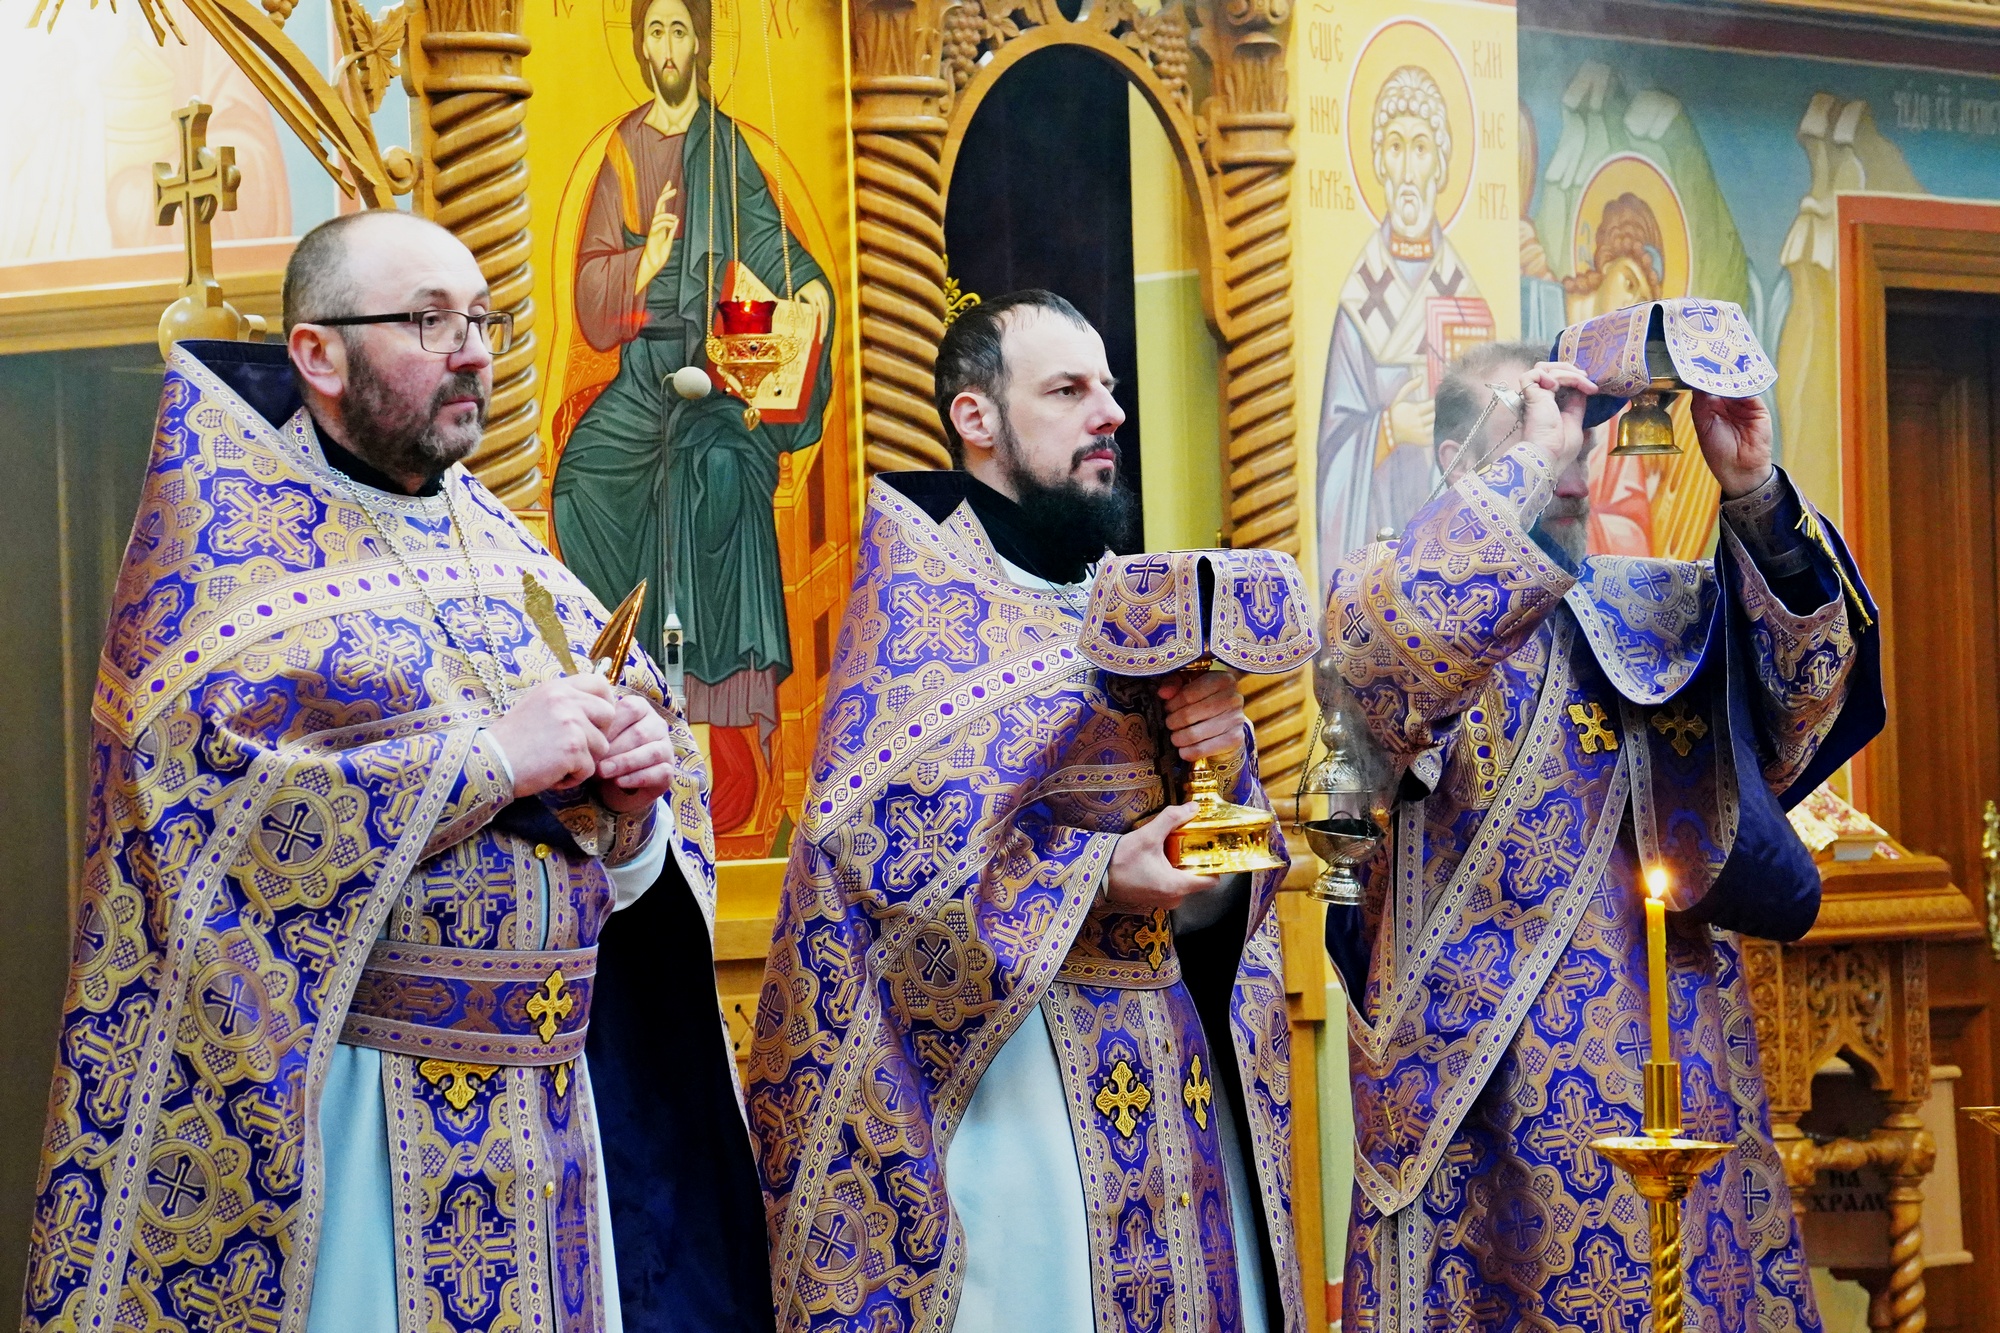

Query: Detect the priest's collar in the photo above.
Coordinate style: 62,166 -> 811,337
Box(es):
883,470 -> 1101,585
308,412 -> 446,498
174,340 -> 451,499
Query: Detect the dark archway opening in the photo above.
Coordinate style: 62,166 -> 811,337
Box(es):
943,45 -> 1144,529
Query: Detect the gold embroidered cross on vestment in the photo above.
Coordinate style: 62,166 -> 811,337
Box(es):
1565,702 -> 1620,754
1136,910 -> 1172,973
527,970 -> 573,1043
1183,1055 -> 1213,1131
1649,701 -> 1708,757
1094,1059 -> 1152,1139
419,1060 -> 501,1111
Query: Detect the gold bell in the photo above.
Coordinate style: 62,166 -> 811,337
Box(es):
1611,340 -> 1684,457
1165,753 -> 1285,875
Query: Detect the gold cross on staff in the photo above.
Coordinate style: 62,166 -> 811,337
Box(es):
157,100 -> 239,299
154,99 -> 260,358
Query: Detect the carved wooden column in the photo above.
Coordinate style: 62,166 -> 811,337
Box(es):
851,0 -> 953,476
409,0 -> 541,508
1197,0 -> 1306,784
1744,848 -> 1980,1333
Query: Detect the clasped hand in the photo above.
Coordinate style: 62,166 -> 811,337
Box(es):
1104,670 -> 1250,911
485,673 -> 680,814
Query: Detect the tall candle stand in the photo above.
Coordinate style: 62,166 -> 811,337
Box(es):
1589,867 -> 1732,1333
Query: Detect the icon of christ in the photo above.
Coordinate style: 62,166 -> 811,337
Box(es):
551,0 -> 834,836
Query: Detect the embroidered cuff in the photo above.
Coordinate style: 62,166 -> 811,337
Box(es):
604,801 -> 660,867
1720,467 -> 1812,577
478,727 -> 516,790
421,728 -> 517,861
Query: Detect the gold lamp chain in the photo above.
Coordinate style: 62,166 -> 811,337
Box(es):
758,0 -> 794,300
729,116 -> 742,278
705,94 -> 717,322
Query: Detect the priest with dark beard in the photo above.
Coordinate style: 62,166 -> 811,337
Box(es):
749,291 -> 1301,1333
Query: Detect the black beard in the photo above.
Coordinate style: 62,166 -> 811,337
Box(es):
338,340 -> 487,487
998,420 -> 1137,577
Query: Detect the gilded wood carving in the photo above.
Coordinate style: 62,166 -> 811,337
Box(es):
848,0 -> 1309,784
37,0 -> 543,506
1741,850 -> 1978,1333
408,0 -> 542,508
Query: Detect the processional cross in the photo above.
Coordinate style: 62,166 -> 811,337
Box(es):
154,99 -> 261,359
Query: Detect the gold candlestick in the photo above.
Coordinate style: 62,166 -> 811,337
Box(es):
1961,1106 -> 2000,1139
1589,864 -> 1730,1333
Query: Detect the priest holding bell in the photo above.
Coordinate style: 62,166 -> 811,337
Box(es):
1323,314 -> 1883,1332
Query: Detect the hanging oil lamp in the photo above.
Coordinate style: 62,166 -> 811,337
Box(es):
705,297 -> 796,431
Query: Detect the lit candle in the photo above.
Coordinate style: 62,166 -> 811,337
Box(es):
716,299 -> 777,336
1644,864 -> 1671,1065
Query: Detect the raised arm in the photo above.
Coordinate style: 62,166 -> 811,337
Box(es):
1326,364 -> 1592,757
1693,392 -> 1867,792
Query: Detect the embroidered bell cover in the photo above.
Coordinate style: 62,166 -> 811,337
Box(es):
1554,297 -> 1777,428
1076,549 -> 1319,678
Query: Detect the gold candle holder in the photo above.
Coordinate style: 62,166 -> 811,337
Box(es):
1961,1106 -> 2000,1138
1590,1062 -> 1731,1333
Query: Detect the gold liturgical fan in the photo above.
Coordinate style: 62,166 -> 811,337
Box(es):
1075,550 -> 1321,876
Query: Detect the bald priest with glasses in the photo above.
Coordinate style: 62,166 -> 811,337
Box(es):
21,211 -> 773,1333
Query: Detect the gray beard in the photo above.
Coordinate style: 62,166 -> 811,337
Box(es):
1529,510 -> 1589,570
338,341 -> 486,487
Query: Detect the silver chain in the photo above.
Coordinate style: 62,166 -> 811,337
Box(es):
332,468 -> 517,710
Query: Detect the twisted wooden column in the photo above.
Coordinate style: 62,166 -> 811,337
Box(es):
416,0 -> 541,507
1810,1117 -> 1934,1333
1204,9 -> 1305,786
852,0 -> 953,476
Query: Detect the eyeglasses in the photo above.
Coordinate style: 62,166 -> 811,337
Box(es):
312,309 -> 514,356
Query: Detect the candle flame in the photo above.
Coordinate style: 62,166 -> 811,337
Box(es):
1645,865 -> 1670,901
